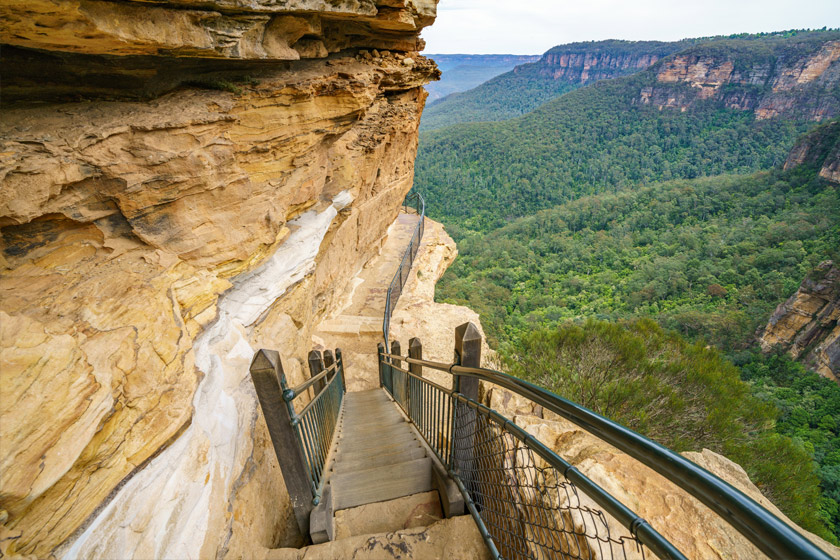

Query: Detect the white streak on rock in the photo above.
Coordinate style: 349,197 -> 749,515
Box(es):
61,193 -> 351,559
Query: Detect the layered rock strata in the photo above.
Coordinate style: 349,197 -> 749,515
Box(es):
639,38 -> 840,121
759,261 -> 840,382
532,41 -> 677,84
0,2 -> 438,557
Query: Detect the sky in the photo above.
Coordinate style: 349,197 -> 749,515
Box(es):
421,0 -> 840,54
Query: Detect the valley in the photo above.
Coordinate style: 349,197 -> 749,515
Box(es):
420,29 -> 840,544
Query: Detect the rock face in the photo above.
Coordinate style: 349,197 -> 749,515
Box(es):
0,2 -> 438,557
639,35 -> 840,121
0,0 -> 435,60
784,118 -> 840,183
759,261 -> 840,382
531,40 -> 686,85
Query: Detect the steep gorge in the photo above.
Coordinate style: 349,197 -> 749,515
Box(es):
0,2 -> 438,557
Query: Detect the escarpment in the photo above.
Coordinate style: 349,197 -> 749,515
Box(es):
528,40 -> 690,84
0,2 -> 438,557
639,35 -> 840,121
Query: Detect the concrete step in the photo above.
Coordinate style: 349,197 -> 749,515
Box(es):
331,457 -> 434,511
343,402 -> 396,415
317,316 -> 383,335
344,392 -> 389,404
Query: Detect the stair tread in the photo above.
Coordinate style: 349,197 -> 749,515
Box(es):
336,430 -> 417,453
332,446 -> 426,474
337,439 -> 422,462
339,423 -> 409,441
331,457 -> 434,511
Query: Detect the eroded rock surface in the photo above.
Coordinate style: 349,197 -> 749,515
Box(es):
639,38 -> 840,121
0,2 -> 438,555
0,0 -> 435,60
259,514 -> 490,559
759,261 -> 840,382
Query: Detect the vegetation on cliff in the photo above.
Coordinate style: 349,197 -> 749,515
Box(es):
507,319 -> 838,541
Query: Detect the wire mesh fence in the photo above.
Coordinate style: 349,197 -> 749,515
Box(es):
451,398 -> 647,560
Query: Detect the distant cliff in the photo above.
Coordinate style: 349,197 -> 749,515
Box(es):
756,121 -> 840,382
638,35 -> 840,121
422,31 -> 840,131
422,39 -> 691,130
759,261 -> 839,382
529,39 -> 695,84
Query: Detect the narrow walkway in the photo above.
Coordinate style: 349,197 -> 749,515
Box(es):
315,212 -> 421,391
329,389 -> 432,512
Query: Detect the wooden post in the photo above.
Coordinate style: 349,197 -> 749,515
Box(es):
308,350 -> 326,395
453,322 -> 481,400
377,342 -> 386,388
390,340 -> 401,398
408,337 -> 422,415
452,323 -> 482,501
249,349 -> 314,540
335,348 -> 346,391
408,337 -> 422,378
323,349 -> 335,382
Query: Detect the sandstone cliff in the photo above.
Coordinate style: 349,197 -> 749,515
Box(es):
759,261 -> 840,382
0,2 -> 438,557
529,40 -> 691,85
637,33 -> 840,121
758,122 -> 840,382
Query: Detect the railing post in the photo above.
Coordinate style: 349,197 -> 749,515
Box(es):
408,338 -> 423,378
335,348 -> 346,392
453,322 -> 481,400
390,340 -> 401,398
408,337 -> 422,422
377,342 -> 386,387
249,350 -> 314,540
452,323 -> 482,499
323,349 -> 335,381
308,350 -> 326,394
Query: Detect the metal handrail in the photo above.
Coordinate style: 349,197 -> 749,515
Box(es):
382,191 -> 425,351
383,358 -> 684,559
280,354 -> 345,505
285,361 -> 337,399
382,352 -> 832,560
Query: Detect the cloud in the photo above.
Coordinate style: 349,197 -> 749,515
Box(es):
422,0 -> 840,54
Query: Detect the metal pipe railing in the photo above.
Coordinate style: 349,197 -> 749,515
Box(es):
285,361 -> 338,400
280,351 -> 345,505
381,351 -> 832,560
383,354 -> 684,559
